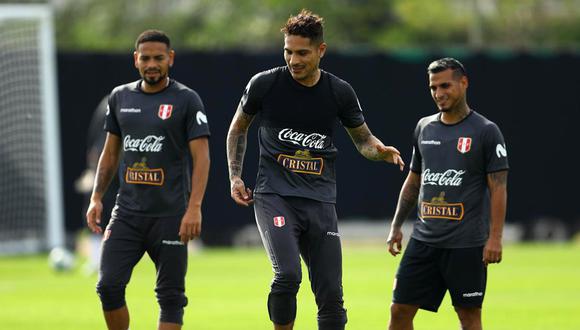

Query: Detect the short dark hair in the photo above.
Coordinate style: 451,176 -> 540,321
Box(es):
427,57 -> 467,78
135,29 -> 171,50
281,9 -> 324,45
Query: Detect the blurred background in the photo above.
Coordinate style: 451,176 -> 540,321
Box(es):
1,1 -> 579,329
1,0 -> 579,253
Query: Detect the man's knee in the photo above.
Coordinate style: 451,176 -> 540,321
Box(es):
455,307 -> 482,330
157,289 -> 188,325
390,303 -> 419,322
96,283 -> 126,311
271,268 -> 301,294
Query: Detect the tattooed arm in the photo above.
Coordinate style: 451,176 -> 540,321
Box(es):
226,104 -> 255,206
387,171 -> 421,256
483,170 -> 508,265
86,133 -> 121,234
345,123 -> 404,170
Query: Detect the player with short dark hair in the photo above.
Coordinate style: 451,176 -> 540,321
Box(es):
386,57 -> 509,330
86,29 -> 210,330
227,9 -> 404,330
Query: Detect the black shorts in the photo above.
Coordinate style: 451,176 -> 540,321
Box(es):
98,207 -> 188,308
393,238 -> 486,312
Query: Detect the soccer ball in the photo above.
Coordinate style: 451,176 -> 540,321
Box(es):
48,247 -> 75,272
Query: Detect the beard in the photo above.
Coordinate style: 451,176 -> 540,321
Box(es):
142,70 -> 166,85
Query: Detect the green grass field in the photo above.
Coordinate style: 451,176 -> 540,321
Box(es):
1,242 -> 579,329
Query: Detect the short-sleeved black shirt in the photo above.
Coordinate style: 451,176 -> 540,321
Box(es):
240,67 -> 365,203
409,111 -> 509,248
105,79 -> 210,216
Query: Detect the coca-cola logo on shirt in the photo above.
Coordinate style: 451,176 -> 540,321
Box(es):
124,135 -> 165,152
422,169 -> 465,186
277,128 -> 327,150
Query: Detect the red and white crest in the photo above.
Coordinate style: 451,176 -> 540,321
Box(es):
158,104 -> 173,120
457,137 -> 472,154
273,216 -> 285,227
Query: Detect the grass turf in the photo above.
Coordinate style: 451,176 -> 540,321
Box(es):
0,242 -> 579,329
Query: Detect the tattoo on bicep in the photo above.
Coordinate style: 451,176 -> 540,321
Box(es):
488,171 -> 508,190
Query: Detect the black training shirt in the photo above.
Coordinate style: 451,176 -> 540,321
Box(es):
409,111 -> 509,248
240,66 -> 365,203
105,79 -> 210,216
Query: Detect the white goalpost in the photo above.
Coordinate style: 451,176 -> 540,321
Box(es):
0,4 -> 64,254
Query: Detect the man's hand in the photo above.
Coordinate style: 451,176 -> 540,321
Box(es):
483,236 -> 502,266
230,176 -> 254,207
86,199 -> 103,234
179,208 -> 202,244
376,144 -> 405,171
387,227 -> 404,256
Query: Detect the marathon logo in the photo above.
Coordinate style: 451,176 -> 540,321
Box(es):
420,192 -> 464,221
277,150 -> 323,175
125,159 -> 164,186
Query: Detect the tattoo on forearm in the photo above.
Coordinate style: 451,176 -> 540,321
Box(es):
94,167 -> 114,196
348,124 -> 382,160
227,109 -> 254,180
392,179 -> 420,228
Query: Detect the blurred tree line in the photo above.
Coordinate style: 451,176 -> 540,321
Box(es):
6,0 -> 580,52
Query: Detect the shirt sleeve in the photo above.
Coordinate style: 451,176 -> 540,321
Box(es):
185,90 -> 210,141
104,92 -> 121,136
240,72 -> 267,115
482,122 -> 509,173
333,79 -> 365,128
409,121 -> 423,173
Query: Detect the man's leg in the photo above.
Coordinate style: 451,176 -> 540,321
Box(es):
300,202 -> 347,330
455,307 -> 482,330
147,215 -> 189,330
103,306 -> 129,330
254,193 -> 304,329
97,212 -> 146,330
389,239 -> 446,330
388,303 -> 419,330
446,246 -> 486,330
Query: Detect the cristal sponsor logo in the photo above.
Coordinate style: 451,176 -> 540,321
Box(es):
326,231 -> 340,237
278,128 -> 327,150
422,169 -> 465,186
162,240 -> 184,246
277,150 -> 323,175
496,144 -> 507,158
420,191 -> 464,221
421,140 -> 441,145
120,108 -> 141,113
196,111 -> 208,125
124,135 -> 165,152
462,292 -> 483,298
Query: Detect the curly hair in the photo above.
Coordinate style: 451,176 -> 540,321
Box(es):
281,9 -> 324,45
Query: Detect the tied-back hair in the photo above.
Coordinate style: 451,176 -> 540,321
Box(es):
281,9 -> 324,45
135,29 -> 171,50
427,57 -> 467,78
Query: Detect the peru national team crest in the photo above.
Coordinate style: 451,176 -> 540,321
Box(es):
457,137 -> 472,154
273,216 -> 285,228
158,104 -> 173,120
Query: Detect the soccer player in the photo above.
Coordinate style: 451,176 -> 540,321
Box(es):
85,30 -> 210,330
386,58 -> 509,330
227,9 -> 404,330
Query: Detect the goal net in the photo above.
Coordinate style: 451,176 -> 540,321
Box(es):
0,5 -> 64,254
